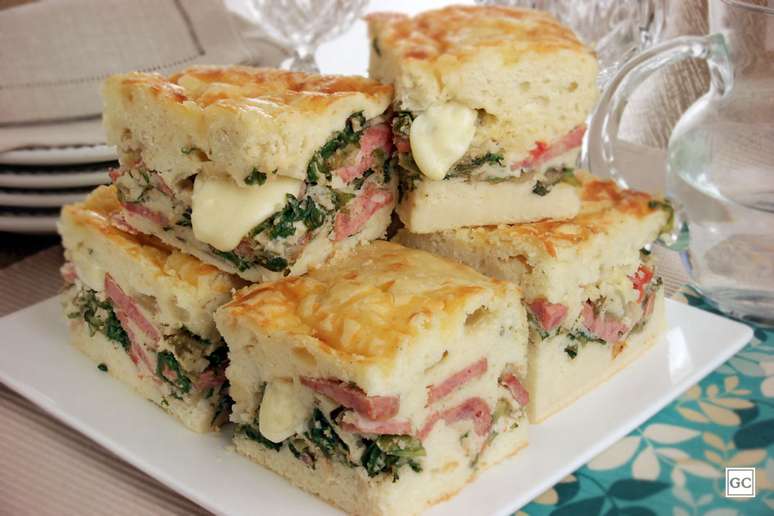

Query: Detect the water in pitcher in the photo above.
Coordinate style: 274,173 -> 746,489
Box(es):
668,77 -> 774,323
582,0 -> 774,324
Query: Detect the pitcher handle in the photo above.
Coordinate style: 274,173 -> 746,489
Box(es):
580,33 -> 733,247
581,34 -> 733,185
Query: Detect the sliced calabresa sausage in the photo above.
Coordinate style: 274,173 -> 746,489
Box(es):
122,201 -> 169,227
418,397 -> 492,441
333,183 -> 393,241
427,358 -> 488,405
335,124 -> 393,184
338,411 -> 412,436
500,372 -> 529,407
300,376 -> 400,421
104,274 -> 160,342
528,298 -> 568,332
630,265 -> 654,302
581,302 -> 629,343
511,125 -> 586,170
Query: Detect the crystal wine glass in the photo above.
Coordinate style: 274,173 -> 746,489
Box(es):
476,0 -> 666,86
247,0 -> 369,73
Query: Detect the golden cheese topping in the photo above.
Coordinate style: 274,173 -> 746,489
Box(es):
222,241 -> 509,362
367,6 -> 591,65
112,65 -> 393,114
61,186 -> 236,291
102,65 -> 395,183
452,171 -> 669,258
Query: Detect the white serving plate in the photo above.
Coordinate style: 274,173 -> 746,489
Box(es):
0,297 -> 752,515
0,144 -> 116,166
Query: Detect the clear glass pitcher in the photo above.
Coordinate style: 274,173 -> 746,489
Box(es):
582,0 -> 774,326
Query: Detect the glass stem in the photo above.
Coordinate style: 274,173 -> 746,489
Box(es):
284,48 -> 319,73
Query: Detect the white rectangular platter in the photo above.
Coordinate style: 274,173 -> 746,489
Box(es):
0,296 -> 752,515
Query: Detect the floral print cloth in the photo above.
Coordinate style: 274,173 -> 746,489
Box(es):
521,290 -> 774,515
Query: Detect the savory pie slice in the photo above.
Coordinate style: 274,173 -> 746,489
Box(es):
397,172 -> 673,422
215,241 -> 529,516
102,65 -> 397,281
58,185 -> 245,432
367,6 -> 599,232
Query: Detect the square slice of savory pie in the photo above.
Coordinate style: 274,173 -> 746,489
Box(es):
102,65 -> 397,281
214,241 -> 529,516
367,6 -> 599,232
58,186 -> 245,432
397,172 -> 673,422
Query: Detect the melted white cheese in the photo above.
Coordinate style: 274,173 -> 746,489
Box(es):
72,250 -> 106,292
409,102 -> 477,180
259,380 -> 312,443
191,173 -> 302,252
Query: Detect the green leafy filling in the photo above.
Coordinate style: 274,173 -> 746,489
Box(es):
240,420 -> 282,451
532,166 -> 581,196
447,152 -> 505,178
567,327 -> 607,346
648,199 -> 675,235
382,153 -> 396,184
307,112 -> 366,184
305,408 -> 352,465
167,327 -> 212,356
350,169 -> 374,191
213,250 -> 252,272
213,249 -> 288,273
177,208 -> 192,227
156,350 -> 192,395
245,168 -> 268,186
631,277 -> 663,334
482,176 -> 515,184
120,168 -> 153,203
306,155 -> 328,185
370,148 -> 392,185
288,438 -> 317,469
492,398 -> 513,423
361,435 -> 425,481
207,345 -> 228,369
392,111 -> 413,138
68,288 -> 129,352
211,390 -> 233,427
249,194 -> 326,240
553,166 -> 582,187
331,189 -> 356,210
563,328 -> 606,359
236,405 -> 425,480
397,152 -> 422,198
532,181 -> 551,196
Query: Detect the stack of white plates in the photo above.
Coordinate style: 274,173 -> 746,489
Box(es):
0,144 -> 115,233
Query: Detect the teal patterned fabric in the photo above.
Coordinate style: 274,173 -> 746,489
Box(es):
520,291 -> 774,516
